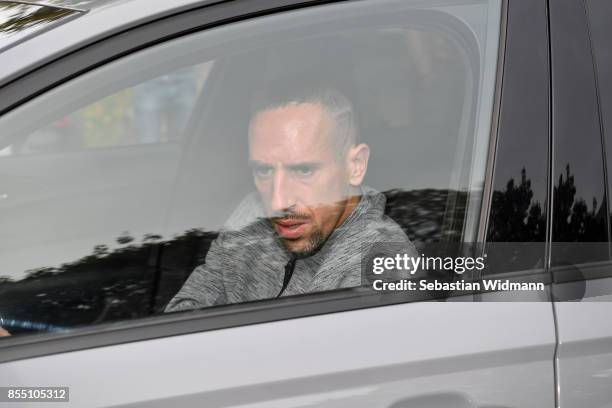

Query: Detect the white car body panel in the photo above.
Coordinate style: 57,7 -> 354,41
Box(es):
0,302 -> 556,407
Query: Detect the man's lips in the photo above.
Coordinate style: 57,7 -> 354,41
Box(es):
274,219 -> 308,239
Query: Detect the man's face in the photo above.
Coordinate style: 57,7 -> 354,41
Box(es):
249,103 -> 353,256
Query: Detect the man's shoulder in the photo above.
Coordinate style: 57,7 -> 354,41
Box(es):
224,192 -> 266,230
216,218 -> 276,252
357,188 -> 412,243
369,214 -> 412,243
324,189 -> 417,265
215,192 -> 275,246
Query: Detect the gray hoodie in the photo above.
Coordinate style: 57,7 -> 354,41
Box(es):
165,188 -> 416,312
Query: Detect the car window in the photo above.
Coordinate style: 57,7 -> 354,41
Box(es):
549,0 -> 609,271
483,0 -> 549,276
0,0 -> 501,337
586,0 -> 612,269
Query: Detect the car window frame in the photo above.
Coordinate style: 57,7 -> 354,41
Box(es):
0,0 -> 507,363
548,0 -> 612,284
477,0 -> 551,290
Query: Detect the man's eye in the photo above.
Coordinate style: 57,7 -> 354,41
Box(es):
255,167 -> 273,178
293,166 -> 313,177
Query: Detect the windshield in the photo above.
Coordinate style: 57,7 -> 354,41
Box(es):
0,1 -> 77,52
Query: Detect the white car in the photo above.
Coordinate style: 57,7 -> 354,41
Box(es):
0,0 -> 611,406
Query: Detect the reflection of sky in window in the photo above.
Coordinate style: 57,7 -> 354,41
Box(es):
0,2 -> 75,52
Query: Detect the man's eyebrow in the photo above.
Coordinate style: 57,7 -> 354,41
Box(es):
286,162 -> 322,170
248,160 -> 323,169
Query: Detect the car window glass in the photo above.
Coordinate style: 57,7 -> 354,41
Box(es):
0,0 -> 501,337
0,64 -> 211,156
587,0 -> 612,265
549,0 -> 609,269
484,0 -> 549,275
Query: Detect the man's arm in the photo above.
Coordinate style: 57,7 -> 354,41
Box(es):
164,193 -> 267,313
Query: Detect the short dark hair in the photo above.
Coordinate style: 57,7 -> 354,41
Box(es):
249,86 -> 359,155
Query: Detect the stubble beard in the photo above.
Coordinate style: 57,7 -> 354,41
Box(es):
281,228 -> 325,259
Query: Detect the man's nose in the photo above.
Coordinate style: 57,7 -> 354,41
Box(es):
270,170 -> 295,214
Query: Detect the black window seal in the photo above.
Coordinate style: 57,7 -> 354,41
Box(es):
545,0 -> 554,276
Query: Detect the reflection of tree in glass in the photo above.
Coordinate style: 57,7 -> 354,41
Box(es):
385,189 -> 467,245
553,164 -> 607,242
0,229 -> 217,332
13,168 -> 604,330
487,165 -> 606,243
116,232 -> 134,245
488,167 -> 546,242
0,185 -> 469,330
0,3 -> 73,34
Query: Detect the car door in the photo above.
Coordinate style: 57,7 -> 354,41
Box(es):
0,0 -> 556,407
549,0 -> 612,406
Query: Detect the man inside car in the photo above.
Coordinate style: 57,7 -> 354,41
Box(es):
0,88 -> 416,336
164,87 -> 416,312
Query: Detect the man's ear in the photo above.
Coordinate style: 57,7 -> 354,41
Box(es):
347,143 -> 370,186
